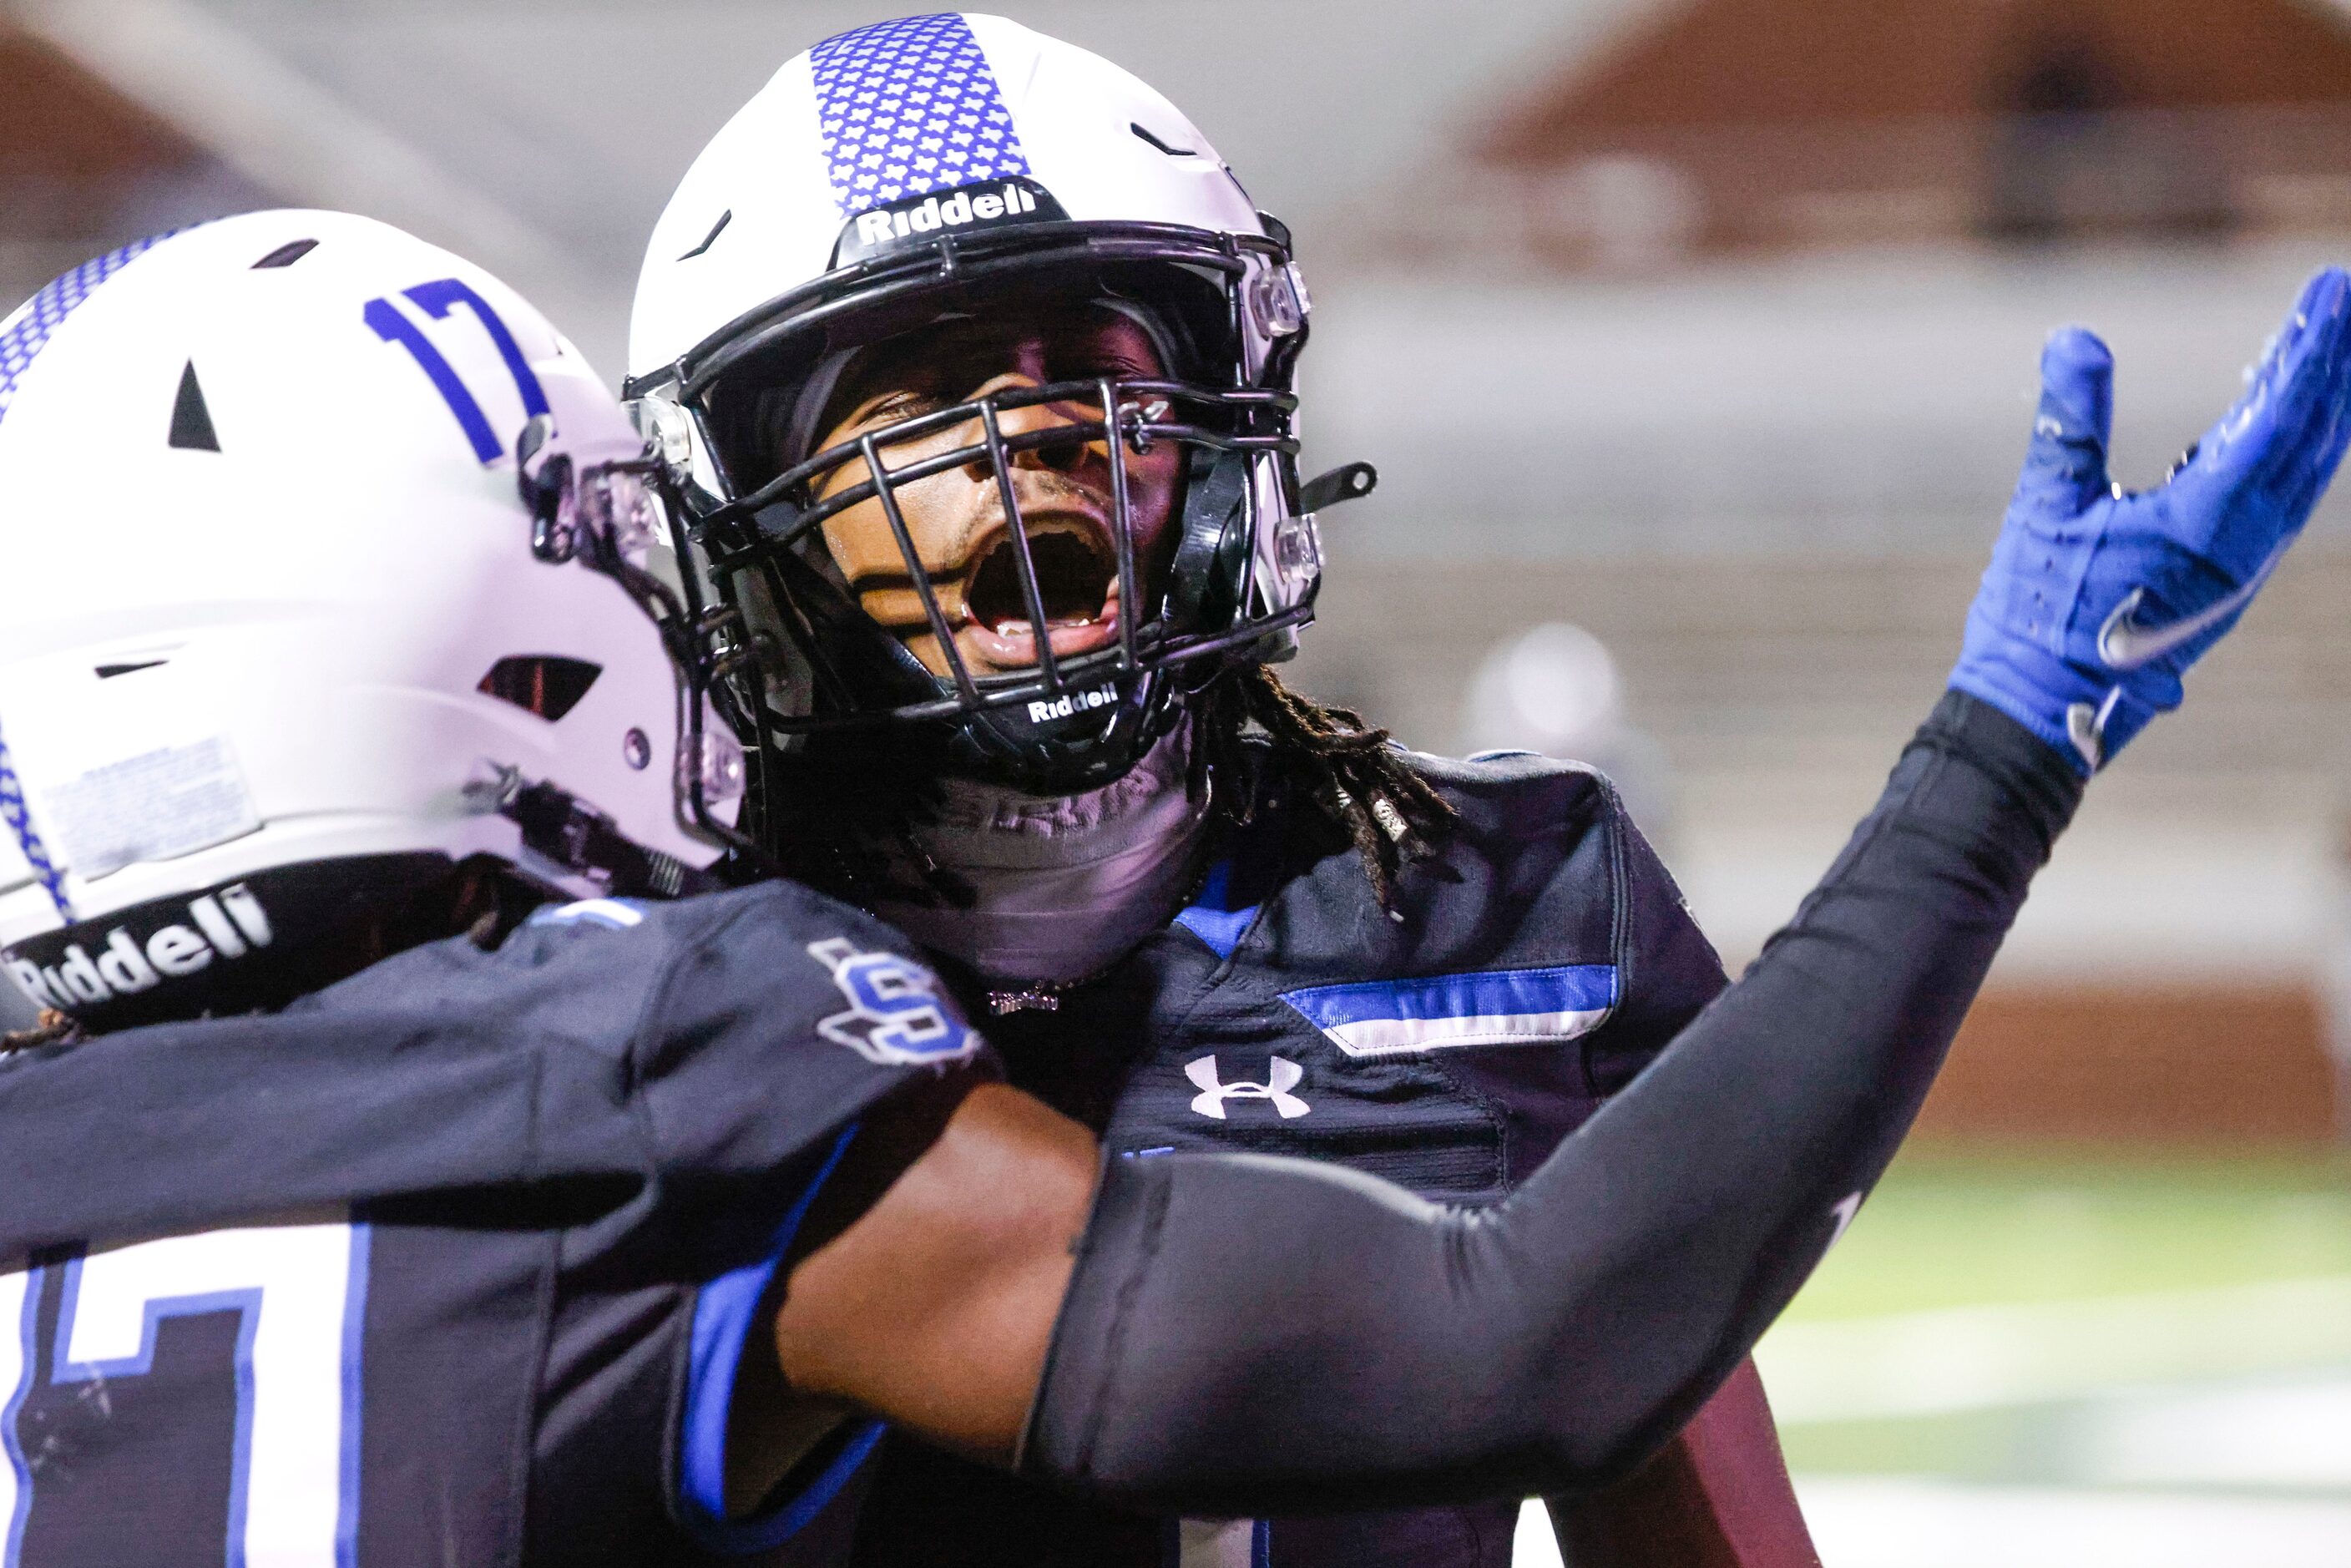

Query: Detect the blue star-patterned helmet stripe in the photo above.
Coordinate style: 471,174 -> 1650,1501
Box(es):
0,230 -> 179,437
0,229 -> 186,923
0,723 -> 68,923
808,13 -> 1033,216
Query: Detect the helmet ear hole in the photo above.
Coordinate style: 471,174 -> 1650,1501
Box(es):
478,656 -> 603,721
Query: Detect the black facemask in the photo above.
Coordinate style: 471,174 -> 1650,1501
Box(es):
631,215 -> 1332,799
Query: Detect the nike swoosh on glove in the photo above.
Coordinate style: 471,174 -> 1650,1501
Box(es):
1950,266 -> 2351,776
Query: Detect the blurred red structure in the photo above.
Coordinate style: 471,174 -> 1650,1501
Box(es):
0,17 -> 267,310
1393,0 -> 2351,267
1922,986 -> 2339,1146
0,21 -> 205,240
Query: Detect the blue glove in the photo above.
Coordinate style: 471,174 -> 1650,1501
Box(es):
1951,266 -> 2351,775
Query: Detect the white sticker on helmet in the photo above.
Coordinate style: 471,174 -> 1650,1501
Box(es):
44,737 -> 261,882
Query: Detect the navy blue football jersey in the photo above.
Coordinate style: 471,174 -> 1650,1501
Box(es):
849,751 -> 1730,1568
0,881 -> 993,1568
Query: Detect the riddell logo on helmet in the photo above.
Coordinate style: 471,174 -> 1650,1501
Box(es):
5,886 -> 273,1011
853,183 -> 1039,249
832,178 -> 1069,267
1027,682 -> 1118,726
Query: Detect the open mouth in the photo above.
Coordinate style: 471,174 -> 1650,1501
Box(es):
963,520 -> 1120,665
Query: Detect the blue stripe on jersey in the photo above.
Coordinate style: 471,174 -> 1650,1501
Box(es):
336,1227 -> 371,1568
808,13 -> 1031,216
2,1266 -> 36,1566
1277,964 -> 1618,1058
1173,859 -> 1260,959
680,1122 -> 882,1553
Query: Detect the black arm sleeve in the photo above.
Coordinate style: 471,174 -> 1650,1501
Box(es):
1019,690 -> 2080,1514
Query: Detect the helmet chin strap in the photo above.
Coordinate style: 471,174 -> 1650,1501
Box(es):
865,717 -> 1210,990
1165,446 -> 1252,631
471,768 -> 723,901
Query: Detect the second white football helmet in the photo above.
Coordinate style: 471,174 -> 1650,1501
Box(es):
0,210 -> 741,1030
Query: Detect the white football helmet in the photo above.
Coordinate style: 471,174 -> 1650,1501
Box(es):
627,13 -> 1363,801
0,210 -> 743,1031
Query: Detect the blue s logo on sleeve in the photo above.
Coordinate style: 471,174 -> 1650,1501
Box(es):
806,938 -> 981,1066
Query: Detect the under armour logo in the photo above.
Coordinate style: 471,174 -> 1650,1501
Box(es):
1186,1055 -> 1310,1120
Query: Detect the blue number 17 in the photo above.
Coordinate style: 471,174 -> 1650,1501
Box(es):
365,278 -> 550,464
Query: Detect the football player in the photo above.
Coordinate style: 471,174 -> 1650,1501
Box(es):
0,207 -> 2333,1568
622,14 -> 2351,1565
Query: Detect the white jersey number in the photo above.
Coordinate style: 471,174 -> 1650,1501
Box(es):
3,1221 -> 367,1568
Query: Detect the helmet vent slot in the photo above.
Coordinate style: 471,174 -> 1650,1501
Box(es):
250,240 -> 318,269
95,659 -> 169,680
168,362 -> 220,452
1124,121 -> 1194,157
478,656 -> 603,721
1130,122 -> 1199,157
680,210 -> 732,260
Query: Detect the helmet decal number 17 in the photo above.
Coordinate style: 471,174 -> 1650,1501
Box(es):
364,278 -> 550,463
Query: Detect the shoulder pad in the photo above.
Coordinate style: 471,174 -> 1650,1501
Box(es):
1393,748 -> 1619,842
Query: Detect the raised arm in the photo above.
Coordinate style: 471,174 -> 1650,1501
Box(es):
1020,690 -> 2071,1512
764,267 -> 2351,1515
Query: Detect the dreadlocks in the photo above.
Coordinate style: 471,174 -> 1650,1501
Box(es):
756,665 -> 1459,915
0,1008 -> 84,1057
1201,666 -> 1459,913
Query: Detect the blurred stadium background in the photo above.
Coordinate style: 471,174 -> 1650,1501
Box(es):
6,0 -> 2350,1559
